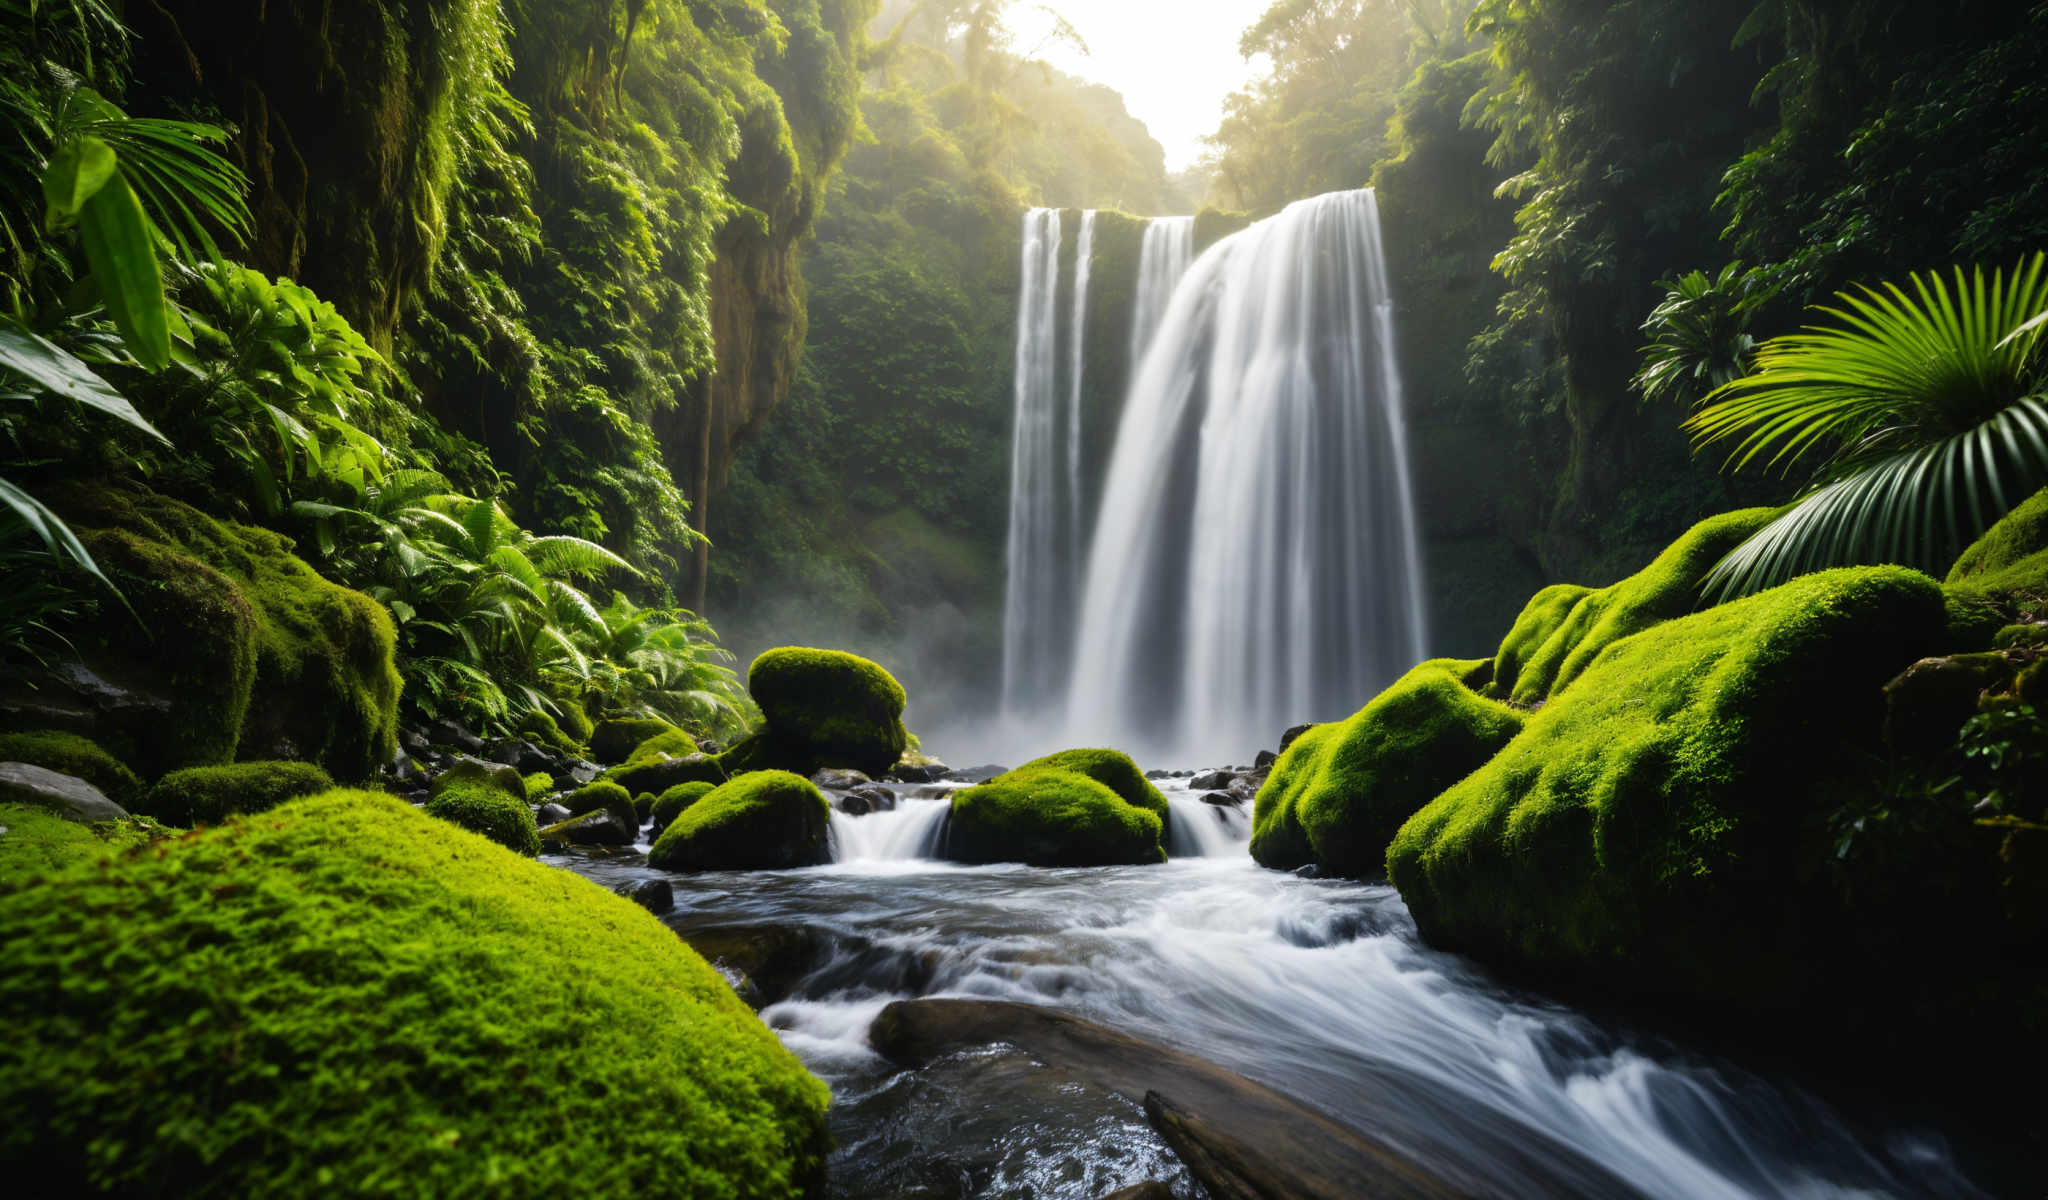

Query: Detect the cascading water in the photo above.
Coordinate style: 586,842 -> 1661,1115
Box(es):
1000,208 -> 1069,717
1066,210 -> 1094,574
567,795 -> 1993,1197
1065,189 -> 1428,762
1128,215 -> 1193,363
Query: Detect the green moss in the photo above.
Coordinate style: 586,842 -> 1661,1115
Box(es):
426,780 -> 542,856
1192,207 -> 1253,254
1389,567 -> 1949,1003
651,781 -> 718,834
647,771 -> 831,872
430,757 -> 524,800
634,792 -> 655,822
747,647 -> 908,777
560,781 -> 638,834
0,802 -> 106,881
607,750 -> 728,796
522,772 -> 554,801
0,731 -> 140,804
946,749 -> 1166,867
625,729 -> 702,764
1492,509 -> 1777,705
138,761 -> 335,827
60,484 -> 400,781
553,698 -> 594,744
516,710 -> 582,758
0,790 -> 829,1193
1950,486 -> 2048,583
1251,659 -> 1524,877
592,718 -> 681,765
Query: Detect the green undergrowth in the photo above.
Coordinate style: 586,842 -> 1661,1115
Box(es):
1947,486 -> 2048,603
1389,566 -> 1950,1006
0,790 -> 829,1194
648,771 -> 830,872
0,732 -> 141,804
946,749 -> 1167,867
425,780 -> 542,856
1252,659 -> 1524,877
1488,509 -> 1777,705
138,761 -> 334,827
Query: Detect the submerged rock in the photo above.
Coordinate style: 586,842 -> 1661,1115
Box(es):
614,878 -> 675,915
1187,769 -> 1234,791
837,785 -> 897,816
868,998 -> 1455,1200
681,923 -> 829,1009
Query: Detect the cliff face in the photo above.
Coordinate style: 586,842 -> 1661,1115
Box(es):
128,0 -> 501,352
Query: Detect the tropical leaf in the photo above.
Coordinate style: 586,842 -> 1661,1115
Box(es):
0,319 -> 165,440
1690,255 -> 2048,597
525,534 -> 633,578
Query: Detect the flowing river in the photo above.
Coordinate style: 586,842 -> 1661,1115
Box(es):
556,784 -> 1997,1198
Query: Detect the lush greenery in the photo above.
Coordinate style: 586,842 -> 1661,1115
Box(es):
138,760 -> 334,826
0,790 -> 830,1194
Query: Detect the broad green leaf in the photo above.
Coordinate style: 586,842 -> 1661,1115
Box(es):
0,322 -> 167,442
78,174 -> 170,369
42,135 -> 117,224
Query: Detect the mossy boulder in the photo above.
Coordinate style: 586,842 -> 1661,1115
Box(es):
607,748 -> 728,796
137,761 -> 334,827
430,757 -> 525,801
522,771 -> 554,801
0,802 -> 107,880
592,717 -> 681,765
55,484 -> 400,781
1251,659 -> 1524,878
0,731 -> 139,804
1948,485 -> 2048,598
945,749 -> 1168,867
540,781 -> 641,848
1486,509 -> 1777,705
747,647 -> 908,777
0,790 -> 829,1194
426,780 -> 542,856
651,781 -> 718,835
648,771 -> 831,872
1388,567 -> 1949,1010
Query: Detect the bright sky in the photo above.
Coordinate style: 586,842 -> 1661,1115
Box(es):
1007,2 -> 1278,171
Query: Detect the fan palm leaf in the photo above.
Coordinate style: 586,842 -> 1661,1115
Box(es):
1688,254 -> 2048,599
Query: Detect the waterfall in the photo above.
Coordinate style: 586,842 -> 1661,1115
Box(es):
1064,189 -> 1428,763
1067,211 -> 1095,573
1000,208 -> 1067,717
1129,215 -> 1193,363
828,798 -> 953,863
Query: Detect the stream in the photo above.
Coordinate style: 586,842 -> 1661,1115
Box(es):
556,782 -> 1994,1199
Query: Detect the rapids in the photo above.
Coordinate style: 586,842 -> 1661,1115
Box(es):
564,784 -> 1989,1199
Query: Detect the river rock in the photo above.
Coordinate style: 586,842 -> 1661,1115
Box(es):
838,785 -> 897,816
1253,749 -> 1277,770
810,767 -> 872,791
0,763 -> 127,823
1278,723 -> 1317,754
613,878 -> 674,915
1188,769 -> 1234,791
563,759 -> 602,786
427,717 -> 484,754
950,764 -> 1007,784
539,808 -> 635,848
536,802 -> 573,825
868,998 -> 1456,1199
1200,792 -> 1238,807
484,738 -> 553,773
680,924 -> 826,1008
889,762 -> 949,783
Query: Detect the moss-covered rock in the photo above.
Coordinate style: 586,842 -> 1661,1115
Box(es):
0,790 -> 829,1194
543,781 -> 641,848
747,647 -> 908,777
945,749 -> 1168,867
648,771 -> 831,872
1947,485 -> 2048,599
1388,567 -> 1949,1009
56,484 -> 400,781
625,728 -> 702,763
1251,659 -> 1524,877
0,731 -> 140,804
1488,509 -> 1777,705
651,781 -> 718,836
607,748 -> 729,795
522,771 -> 554,801
426,780 -> 542,856
0,802 -> 107,880
592,718 -> 681,765
137,761 -> 334,827
430,757 -> 525,801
